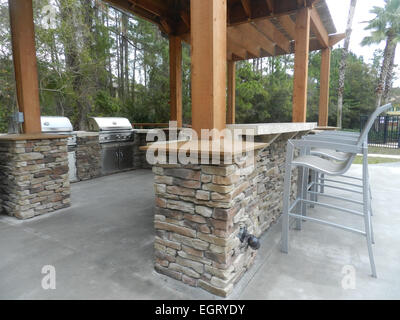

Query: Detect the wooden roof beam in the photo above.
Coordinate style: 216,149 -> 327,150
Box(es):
228,41 -> 247,60
231,33 -> 346,61
254,19 -> 291,53
329,33 -> 346,47
106,0 -> 160,25
241,0 -> 252,18
180,10 -> 190,29
160,18 -> 172,34
228,27 -> 261,58
229,0 -> 319,25
278,15 -> 296,40
265,0 -> 274,13
228,24 -> 275,57
127,0 -> 169,17
310,7 -> 329,48
240,23 -> 276,55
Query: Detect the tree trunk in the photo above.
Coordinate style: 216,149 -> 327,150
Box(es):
132,43 -> 137,104
337,0 -> 357,128
105,6 -> 114,95
59,0 -> 82,129
383,43 -> 397,104
118,18 -> 125,98
122,13 -> 129,98
78,0 -> 94,130
376,32 -> 396,109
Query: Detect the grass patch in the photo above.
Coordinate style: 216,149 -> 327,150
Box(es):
353,156 -> 400,165
368,146 -> 400,156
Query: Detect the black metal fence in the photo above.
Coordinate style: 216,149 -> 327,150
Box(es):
360,115 -> 400,149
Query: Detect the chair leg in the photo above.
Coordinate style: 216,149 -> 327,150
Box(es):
310,170 -> 316,208
281,149 -> 294,254
363,149 -> 377,278
370,213 -> 375,245
367,165 -> 375,243
315,171 -> 319,203
368,168 -> 373,217
295,167 -> 304,230
302,167 -> 309,218
320,173 -> 325,194
369,186 -> 374,217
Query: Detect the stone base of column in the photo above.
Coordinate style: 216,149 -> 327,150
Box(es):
0,136 -> 71,219
152,138 -> 297,297
76,132 -> 101,181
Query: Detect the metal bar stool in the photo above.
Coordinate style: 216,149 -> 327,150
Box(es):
281,104 -> 392,278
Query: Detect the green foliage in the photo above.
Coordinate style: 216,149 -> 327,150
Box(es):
362,0 -> 400,45
0,0 -> 393,133
94,90 -> 121,116
235,58 -> 293,124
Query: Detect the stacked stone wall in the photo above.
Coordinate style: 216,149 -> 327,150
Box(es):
0,138 -> 71,219
152,135 -> 299,296
76,134 -> 101,181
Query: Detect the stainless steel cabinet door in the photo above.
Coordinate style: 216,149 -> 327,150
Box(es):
68,151 -> 78,182
101,143 -> 119,175
119,143 -> 134,171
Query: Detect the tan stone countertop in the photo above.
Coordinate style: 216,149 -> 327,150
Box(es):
140,139 -> 269,157
133,128 -> 186,134
227,122 -> 317,136
0,133 -> 70,141
75,131 -> 99,137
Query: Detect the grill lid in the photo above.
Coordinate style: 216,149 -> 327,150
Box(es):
88,117 -> 133,132
41,116 -> 73,133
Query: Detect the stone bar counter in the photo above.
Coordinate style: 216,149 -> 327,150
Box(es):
133,128 -> 189,169
0,134 -> 71,219
143,122 -> 317,297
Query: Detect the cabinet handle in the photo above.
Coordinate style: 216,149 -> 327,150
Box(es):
115,151 -> 119,159
120,151 -> 124,159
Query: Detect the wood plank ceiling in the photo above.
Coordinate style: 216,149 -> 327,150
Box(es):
105,0 -> 345,61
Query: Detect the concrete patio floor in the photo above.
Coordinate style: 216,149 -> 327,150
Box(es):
1,163 -> 400,300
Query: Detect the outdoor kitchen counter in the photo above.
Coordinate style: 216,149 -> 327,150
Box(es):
0,133 -> 70,141
227,122 -> 317,136
147,123 -> 316,297
141,122 -> 316,155
74,131 -> 99,138
141,139 -> 269,157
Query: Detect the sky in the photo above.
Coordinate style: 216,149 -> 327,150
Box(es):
326,0 -> 399,85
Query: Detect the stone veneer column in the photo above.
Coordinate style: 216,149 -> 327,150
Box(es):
0,136 -> 70,219
133,132 -> 152,170
152,136 -> 298,297
76,133 -> 101,181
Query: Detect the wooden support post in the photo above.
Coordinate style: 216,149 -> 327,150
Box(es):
169,36 -> 183,128
9,0 -> 41,133
191,0 -> 227,135
318,48 -> 331,127
292,7 -> 311,123
227,61 -> 236,124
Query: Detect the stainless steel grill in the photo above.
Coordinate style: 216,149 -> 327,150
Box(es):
88,117 -> 133,143
40,116 -> 77,182
88,117 -> 135,175
41,116 -> 76,146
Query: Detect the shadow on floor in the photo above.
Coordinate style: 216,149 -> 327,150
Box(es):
1,165 -> 399,299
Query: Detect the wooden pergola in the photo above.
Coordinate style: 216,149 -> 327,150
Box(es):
9,0 -> 344,135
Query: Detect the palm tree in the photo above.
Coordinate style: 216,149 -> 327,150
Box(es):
383,46 -> 397,103
337,0 -> 358,128
362,0 -> 400,109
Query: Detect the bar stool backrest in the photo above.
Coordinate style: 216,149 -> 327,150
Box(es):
357,103 -> 392,147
